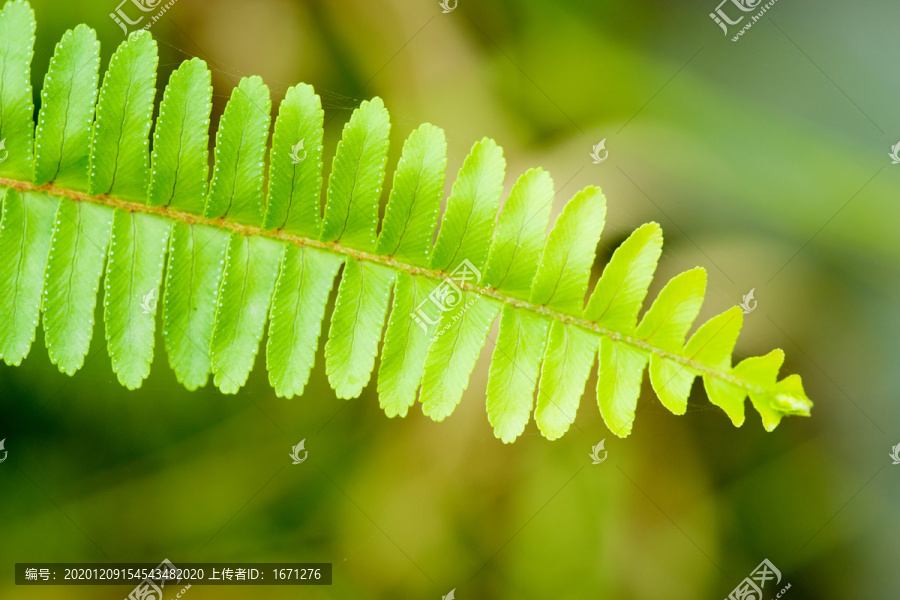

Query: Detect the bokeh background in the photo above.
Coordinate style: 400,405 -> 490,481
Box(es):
2,0 -> 899,598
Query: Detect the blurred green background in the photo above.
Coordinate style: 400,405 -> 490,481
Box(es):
2,0 -> 899,598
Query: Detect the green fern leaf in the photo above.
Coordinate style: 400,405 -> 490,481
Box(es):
0,0 -> 35,181
534,321 -> 596,440
486,306 -> 549,442
420,294 -> 501,420
325,259 -> 395,399
33,24 -> 100,189
529,186 -> 606,311
374,123 -> 446,267
210,234 -> 281,393
584,222 -> 662,331
103,210 -> 170,388
0,189 -> 58,364
417,137 -> 506,419
204,76 -> 270,225
42,200 -> 113,374
482,168 -> 553,298
652,306 -> 743,415
88,31 -> 157,202
429,138 -> 505,272
0,3 -> 813,443
267,246 -> 342,398
263,83 -> 324,236
162,222 -> 229,390
377,274 -> 439,417
320,97 -> 389,250
149,58 -> 212,211
597,336 -> 649,438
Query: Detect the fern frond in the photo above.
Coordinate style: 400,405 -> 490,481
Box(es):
0,2 -> 813,442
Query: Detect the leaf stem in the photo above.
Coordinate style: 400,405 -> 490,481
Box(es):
0,176 -> 766,395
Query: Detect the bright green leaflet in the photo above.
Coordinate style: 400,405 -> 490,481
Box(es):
33,24 -> 100,190
637,267 -> 706,415
0,3 -> 813,444
534,321 -> 597,440
103,210 -> 171,389
0,0 -> 35,181
648,352 -> 694,415
0,189 -> 58,364
320,97 -> 389,251
210,234 -> 282,394
429,138 -> 505,273
42,200 -> 114,374
420,294 -> 502,420
584,222 -> 662,332
204,76 -> 271,226
374,123 -> 447,267
482,168 -> 553,299
377,275 -> 440,417
325,259 -> 396,399
88,31 -> 157,202
149,58 -> 212,212
529,186 -> 606,312
635,268 -> 707,349
263,83 -> 324,237
701,350 -> 792,431
162,222 -> 229,390
267,245 -> 343,398
597,337 -> 649,438
486,306 -> 550,443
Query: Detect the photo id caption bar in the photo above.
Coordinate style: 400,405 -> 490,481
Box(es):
15,563 -> 332,585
